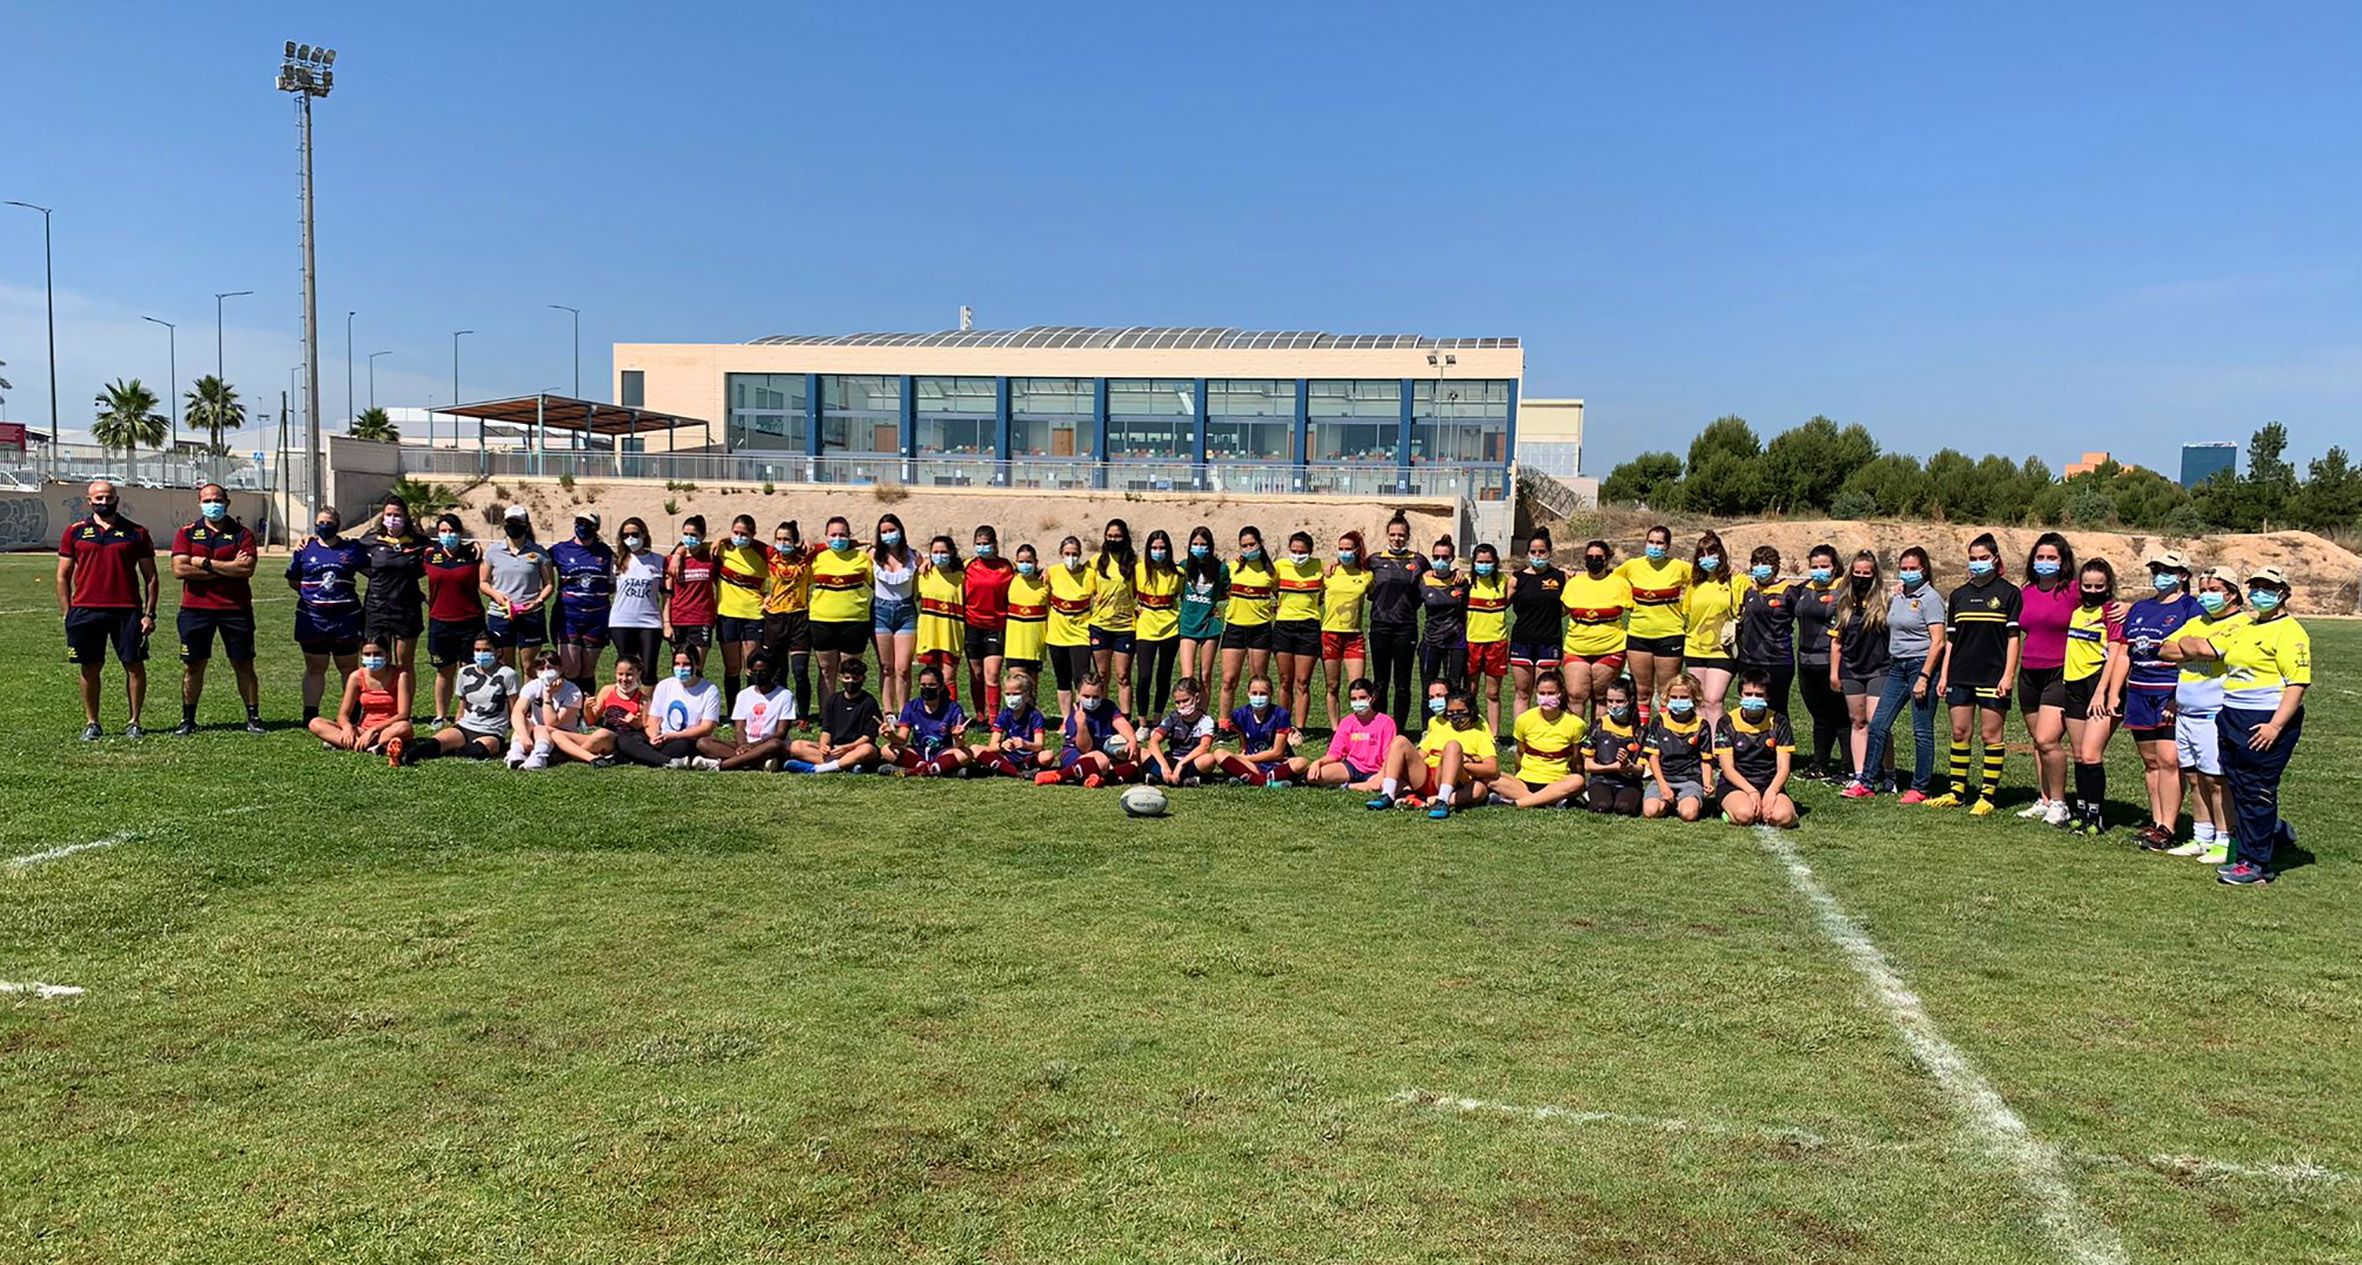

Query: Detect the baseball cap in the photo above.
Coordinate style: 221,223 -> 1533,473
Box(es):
503,504 -> 530,521
2143,549 -> 2189,571
2247,565 -> 2290,588
575,510 -> 601,529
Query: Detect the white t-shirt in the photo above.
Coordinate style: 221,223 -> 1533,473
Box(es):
650,676 -> 722,736
519,675 -> 585,727
611,550 -> 666,628
731,685 -> 798,742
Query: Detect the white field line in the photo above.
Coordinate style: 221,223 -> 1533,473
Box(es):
0,980 -> 87,1000
1390,1089 -> 1826,1147
8,831 -> 137,871
1757,826 -> 2128,1265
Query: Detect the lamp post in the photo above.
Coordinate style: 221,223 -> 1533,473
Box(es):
213,289 -> 253,383
547,304 -> 579,397
3,201 -> 55,480
141,315 -> 177,483
366,350 -> 390,411
451,330 -> 473,456
277,39 -> 336,514
345,310 -> 356,428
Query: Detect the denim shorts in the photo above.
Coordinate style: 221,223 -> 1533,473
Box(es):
872,595 -> 917,635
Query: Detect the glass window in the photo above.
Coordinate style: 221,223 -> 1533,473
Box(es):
820,374 -> 901,456
1206,379 -> 1294,463
915,376 -> 996,457
1412,379 -> 1510,465
620,370 -> 644,407
725,372 -> 808,451
1107,378 -> 1194,417
1011,377 -> 1095,459
1307,379 -> 1400,419
1208,378 -> 1295,418
1106,417 -> 1191,460
1207,419 -> 1292,462
1010,377 -> 1093,417
1311,420 -> 1398,463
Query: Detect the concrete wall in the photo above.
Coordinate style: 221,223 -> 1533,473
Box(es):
2,482 -> 276,551
326,436 -> 403,523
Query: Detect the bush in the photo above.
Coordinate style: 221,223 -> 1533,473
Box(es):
762,481 -> 776,495
385,476 -> 457,517
557,473 -> 575,491
872,482 -> 908,504
1829,489 -> 1877,520
663,498 -> 679,517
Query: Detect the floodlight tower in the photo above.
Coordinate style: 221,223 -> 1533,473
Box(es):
277,40 -> 336,512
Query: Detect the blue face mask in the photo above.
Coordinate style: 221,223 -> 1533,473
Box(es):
2152,572 -> 2181,593
473,651 -> 496,669
1645,544 -> 1667,562
1697,555 -> 1720,572
200,501 -> 227,521
2032,559 -> 2061,578
1339,550 -> 1357,565
879,530 -> 901,547
1247,693 -> 1269,709
1474,561 -> 1496,577
674,666 -> 695,682
1428,696 -> 1448,715
1898,569 -> 1924,587
732,533 -> 751,548
1810,567 -> 1833,583
1241,546 -> 1262,561
362,655 -> 388,672
2247,589 -> 2282,612
438,531 -> 460,550
1017,561 -> 1037,576
1739,696 -> 1768,715
931,552 -> 952,568
1528,554 -> 1549,569
1431,556 -> 1453,572
2196,590 -> 2227,614
1189,544 -> 1210,559
1666,697 -> 1695,716
1150,548 -> 1169,563
681,534 -> 702,550
1750,564 -> 1774,583
1967,558 -> 1996,578
829,536 -> 852,552
975,542 -> 995,557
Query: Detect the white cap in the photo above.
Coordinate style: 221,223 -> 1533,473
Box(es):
503,504 -> 530,521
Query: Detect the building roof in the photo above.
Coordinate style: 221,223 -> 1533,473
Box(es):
746,326 -> 1518,351
435,394 -> 710,436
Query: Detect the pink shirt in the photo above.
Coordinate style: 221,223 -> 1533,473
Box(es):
2018,580 -> 2077,670
1326,711 -> 1399,773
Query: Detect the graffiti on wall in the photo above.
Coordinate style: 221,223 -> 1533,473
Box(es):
2,485 -> 273,551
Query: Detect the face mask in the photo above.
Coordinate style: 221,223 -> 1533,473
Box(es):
1526,554 -> 1547,570
2152,572 -> 2181,593
1967,558 -> 1995,578
1898,568 -> 1923,587
1432,556 -> 1453,572
1080,695 -> 1103,711
1645,544 -> 1667,562
1609,704 -> 1632,721
1739,696 -> 1768,715
1105,538 -> 1125,553
1176,701 -> 1199,718
774,537 -> 791,549
362,655 -> 388,671
1666,698 -> 1695,717
1248,693 -> 1270,709
1698,555 -> 1720,572
1241,546 -> 1263,561
1150,548 -> 1169,563
921,685 -> 944,702
1536,695 -> 1562,712
675,666 -> 695,682
682,534 -> 702,550
1189,544 -> 1209,559
474,651 -> 497,669
1428,696 -> 1448,715
1474,561 -> 1496,577
2248,589 -> 2282,613
1750,564 -> 1775,583
1017,561 -> 1037,576
2196,590 -> 2227,614
975,542 -> 996,557
576,523 -> 595,540
315,521 -> 338,539
2080,588 -> 2108,607
1349,698 -> 1372,716
625,535 -> 645,551
1008,692 -> 1031,709
1289,551 -> 1310,566
1339,550 -> 1357,565
1064,555 -> 1083,571
1851,575 -> 1874,593
2033,559 -> 2061,578
1810,566 -> 1833,583
732,533 -> 751,548
1585,556 -> 1608,574
879,530 -> 901,547
752,671 -> 776,691
438,531 -> 460,550
90,500 -> 118,519
829,536 -> 852,552
932,552 -> 952,568
200,501 -> 228,521
382,515 -> 406,534
839,679 -> 862,695
505,521 -> 527,539
538,668 -> 560,684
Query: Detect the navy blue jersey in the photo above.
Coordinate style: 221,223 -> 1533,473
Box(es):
550,538 -> 617,617
1228,703 -> 1294,752
2122,594 -> 2196,694
287,538 -> 369,639
897,696 -> 968,754
1064,703 -> 1127,750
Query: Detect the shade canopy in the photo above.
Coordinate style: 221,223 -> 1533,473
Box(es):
435,394 -> 707,437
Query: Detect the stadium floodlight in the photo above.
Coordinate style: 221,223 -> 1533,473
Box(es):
278,39 -> 339,514
285,39 -> 296,56
321,48 -> 335,65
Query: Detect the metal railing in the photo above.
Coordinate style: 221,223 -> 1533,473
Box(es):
7,440 -> 283,493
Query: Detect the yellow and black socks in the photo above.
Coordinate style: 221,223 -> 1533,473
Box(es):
1980,746 -> 2005,800
1948,740 -> 1972,797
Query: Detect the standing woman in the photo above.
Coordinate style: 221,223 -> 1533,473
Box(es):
2172,567 -> 2308,885
2160,570 -> 2248,865
480,506 -> 556,670
1927,533 -> 2022,815
1366,511 -> 1427,733
1616,524 -> 1692,721
806,515 -> 874,685
1463,542 -> 1511,737
286,508 -> 367,723
1791,544 -> 1846,781
1271,530 -> 1325,727
1132,529 -> 1183,719
550,512 -> 616,698
1003,542 -> 1050,686
1319,530 -> 1373,728
359,495 -> 428,684
1418,536 -> 1470,706
2113,551 -> 2195,850
962,523 -> 1017,718
870,512 -> 919,715
1088,517 -> 1140,713
1044,534 -> 1098,717
1505,529 -> 1566,722
713,512 -> 772,706
663,515 -> 719,670
915,534 -> 968,684
1680,531 -> 1743,728
1176,527 -> 1227,695
762,520 -> 813,722
2061,558 -> 2126,833
421,512 -> 485,729
608,518 -> 668,685
1828,550 -> 1892,793
1560,540 -> 1630,724
2014,532 -> 2079,825
1854,546 -> 1944,803
1735,546 -> 1802,721
1217,526 -> 1276,724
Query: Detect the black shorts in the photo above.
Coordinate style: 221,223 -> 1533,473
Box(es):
1089,626 -> 1136,655
177,609 -> 256,663
364,606 -> 424,646
964,625 -> 1006,660
716,614 -> 765,645
1271,618 -> 1320,657
2062,673 -> 2099,722
1627,633 -> 1685,657
1686,654 -> 1736,673
2018,665 -> 2068,713
1221,622 -> 1272,652
427,617 -> 485,668
486,607 -> 549,648
669,623 -> 714,655
66,607 -> 147,666
763,610 -> 812,654
811,618 -> 869,656
1945,683 -> 2012,712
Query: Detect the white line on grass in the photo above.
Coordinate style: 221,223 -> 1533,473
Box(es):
1390,1088 -> 1826,1147
0,980 -> 87,1000
7,831 -> 136,871
1756,826 -> 2128,1265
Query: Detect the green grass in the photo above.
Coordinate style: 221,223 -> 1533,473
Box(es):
1,553 -> 2355,1262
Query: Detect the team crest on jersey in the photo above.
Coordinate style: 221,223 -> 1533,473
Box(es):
1986,597 -> 2001,609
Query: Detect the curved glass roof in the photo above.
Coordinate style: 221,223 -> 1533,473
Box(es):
746,326 -> 1516,351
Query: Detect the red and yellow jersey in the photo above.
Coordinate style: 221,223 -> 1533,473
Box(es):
1045,562 -> 1096,647
1512,707 -> 1589,782
1224,557 -> 1276,627
762,544 -> 810,615
714,540 -> 771,621
1133,562 -> 1181,642
808,547 -> 873,624
1466,572 -> 1510,644
1005,569 -> 1050,662
1273,556 -> 1325,623
1560,571 -> 1632,657
1089,553 -> 1136,632
1616,555 -> 1692,640
917,564 -> 966,659
1321,565 -> 1372,634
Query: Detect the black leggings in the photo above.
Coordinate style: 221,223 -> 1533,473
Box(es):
1133,636 -> 1179,716
1420,639 -> 1466,693
1586,782 -> 1643,815
1797,665 -> 1846,772
1742,661 -> 1796,722
1371,626 -> 1418,730
612,628 -> 664,677
1049,644 -> 1094,693
615,729 -> 698,767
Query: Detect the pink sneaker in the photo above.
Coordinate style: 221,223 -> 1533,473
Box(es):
1841,781 -> 1874,799
1897,788 -> 1928,805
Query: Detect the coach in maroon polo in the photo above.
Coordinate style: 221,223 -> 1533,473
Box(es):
55,478 -> 160,740
171,482 -> 266,735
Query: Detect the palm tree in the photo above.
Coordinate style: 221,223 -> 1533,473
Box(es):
350,406 -> 400,443
92,378 -> 168,481
185,375 -> 245,456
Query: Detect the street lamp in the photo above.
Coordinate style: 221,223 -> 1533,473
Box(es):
451,330 -> 474,453
213,289 -> 253,382
547,304 -> 580,397
3,201 -> 55,479
277,38 -> 336,513
141,315 -> 177,482
345,310 -> 356,427
366,350 -> 391,411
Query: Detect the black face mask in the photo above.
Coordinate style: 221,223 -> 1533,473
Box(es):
315,521 -> 338,539
90,501 -> 118,519
921,686 -> 945,702
1585,556 -> 1608,574
1851,576 -> 1875,594
839,680 -> 862,695
2080,590 -> 2108,607
505,521 -> 528,539
751,670 -> 777,691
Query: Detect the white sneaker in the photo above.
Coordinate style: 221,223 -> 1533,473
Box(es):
521,754 -> 549,770
2016,797 -> 2054,819
2165,840 -> 2207,857
664,756 -> 689,769
2042,801 -> 2071,827
690,756 -> 722,771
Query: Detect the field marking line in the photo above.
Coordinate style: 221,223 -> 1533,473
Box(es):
8,831 -> 137,871
1756,826 -> 2128,1265
1390,1088 -> 1826,1147
0,980 -> 87,1000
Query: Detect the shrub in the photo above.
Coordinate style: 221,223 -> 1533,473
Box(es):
1829,489 -> 1878,521
762,481 -> 776,495
872,482 -> 908,504
663,498 -> 679,517
557,473 -> 575,491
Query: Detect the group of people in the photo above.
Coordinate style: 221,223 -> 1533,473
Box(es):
54,479 -> 2314,883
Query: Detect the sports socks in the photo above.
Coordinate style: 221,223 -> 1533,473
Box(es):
1216,754 -> 1269,786
1980,747 -> 2005,798
1948,739 -> 1972,796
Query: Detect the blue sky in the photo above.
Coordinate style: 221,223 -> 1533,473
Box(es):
3,2 -> 2358,473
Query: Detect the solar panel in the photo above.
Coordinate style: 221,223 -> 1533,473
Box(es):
745,326 -> 1511,349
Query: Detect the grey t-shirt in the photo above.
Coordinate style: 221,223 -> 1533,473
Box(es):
610,549 -> 665,628
485,539 -> 552,605
456,664 -> 520,737
1886,584 -> 1941,661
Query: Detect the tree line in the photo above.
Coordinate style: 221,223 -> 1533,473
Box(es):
1598,415 -> 2360,535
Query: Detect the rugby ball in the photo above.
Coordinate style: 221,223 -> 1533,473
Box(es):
1103,734 -> 1131,759
1120,784 -> 1170,818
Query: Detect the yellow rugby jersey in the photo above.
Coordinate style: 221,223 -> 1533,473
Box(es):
714,540 -> 771,621
1616,556 -> 1693,640
1223,557 -> 1276,627
1273,556 -> 1325,622
1682,575 -> 1745,658
1420,721 -> 1498,767
1321,565 -> 1372,634
1045,562 -> 1096,647
2063,601 -> 2117,682
2218,614 -> 2311,709
1089,553 -> 1136,631
1133,562 -> 1181,641
1560,571 -> 1632,657
1466,572 -> 1510,643
1512,708 -> 1589,782
761,545 -> 810,615
808,547 -> 874,623
916,564 -> 967,658
1005,569 -> 1050,662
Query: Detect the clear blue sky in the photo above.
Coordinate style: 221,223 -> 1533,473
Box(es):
3,2 -> 2358,473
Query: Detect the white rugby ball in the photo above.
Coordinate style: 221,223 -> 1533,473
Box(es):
1120,784 -> 1170,818
1103,734 -> 1131,759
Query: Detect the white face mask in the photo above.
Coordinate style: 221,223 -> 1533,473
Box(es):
538,668 -> 560,685
1080,695 -> 1102,711
1064,555 -> 1083,571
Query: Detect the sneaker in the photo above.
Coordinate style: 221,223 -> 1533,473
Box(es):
2017,797 -> 2054,820
171,719 -> 198,737
1898,789 -> 1928,806
1968,799 -> 1996,817
2217,861 -> 2271,886
245,717 -> 268,735
1033,770 -> 1064,786
664,756 -> 690,770
2083,813 -> 2108,837
1427,801 -> 1452,820
123,723 -> 145,740
689,756 -> 722,771
1921,792 -> 1961,808
384,737 -> 406,768
1840,781 -> 1874,800
505,752 -> 528,770
762,756 -> 782,773
1365,794 -> 1395,811
2133,824 -> 2170,850
1081,773 -> 1105,789
782,759 -> 817,774
428,715 -> 451,730
1264,778 -> 1292,790
591,755 -> 620,768
2198,843 -> 2229,865
80,722 -> 103,741
2042,801 -> 2072,827
2165,840 -> 2207,857
522,754 -> 549,770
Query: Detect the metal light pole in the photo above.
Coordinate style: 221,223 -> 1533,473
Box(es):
367,350 -> 390,411
278,40 -> 336,514
213,289 -> 253,383
344,310 -> 356,428
3,201 -> 55,480
452,330 -> 473,454
142,315 -> 177,483
547,304 -> 579,397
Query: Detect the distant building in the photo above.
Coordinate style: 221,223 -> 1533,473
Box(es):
2064,450 -> 2139,478
2181,442 -> 2238,488
1512,397 -> 1585,478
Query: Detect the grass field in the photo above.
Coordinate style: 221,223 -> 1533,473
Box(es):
2,552 -> 2356,1263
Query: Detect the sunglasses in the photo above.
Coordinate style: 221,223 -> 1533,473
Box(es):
1443,711 -> 1475,723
